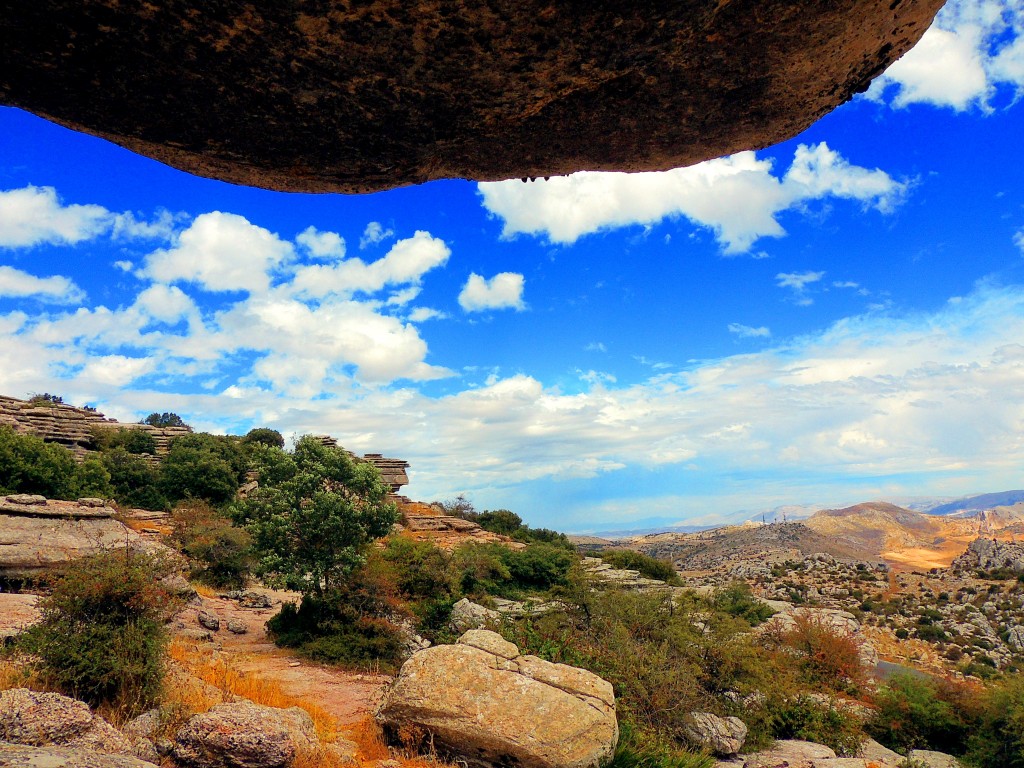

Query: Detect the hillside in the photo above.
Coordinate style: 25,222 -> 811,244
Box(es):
926,490 -> 1024,516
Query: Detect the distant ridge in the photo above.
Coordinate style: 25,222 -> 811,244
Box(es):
926,490 -> 1024,516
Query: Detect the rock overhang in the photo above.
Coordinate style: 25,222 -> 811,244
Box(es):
0,0 -> 945,194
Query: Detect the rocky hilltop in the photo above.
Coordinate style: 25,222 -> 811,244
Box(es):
0,395 -> 191,459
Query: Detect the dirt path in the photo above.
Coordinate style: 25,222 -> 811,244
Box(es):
174,589 -> 391,726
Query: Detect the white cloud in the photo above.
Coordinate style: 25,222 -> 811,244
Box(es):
777,271 -> 825,292
870,0 -> 1024,110
728,323 -> 771,339
479,143 -> 905,252
142,212 -> 294,293
458,272 -> 526,312
290,231 -> 450,298
1015,228 -> 1024,254
585,342 -> 607,352
408,307 -> 448,322
0,186 -> 111,248
296,226 -> 345,260
0,266 -> 85,304
360,221 -> 395,249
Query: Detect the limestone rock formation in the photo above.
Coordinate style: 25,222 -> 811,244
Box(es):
734,739 -> 837,768
0,744 -> 158,768
172,701 -> 318,768
682,712 -> 747,756
376,629 -> 618,768
0,688 -> 135,756
0,395 -> 191,460
0,494 -> 156,577
951,537 -> 1024,574
449,597 -> 501,632
0,1 -> 943,193
906,750 -> 962,768
397,501 -> 522,549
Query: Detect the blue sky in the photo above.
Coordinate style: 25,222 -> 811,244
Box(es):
2,0 -> 1024,532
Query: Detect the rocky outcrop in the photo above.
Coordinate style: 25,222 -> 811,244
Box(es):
683,712 -> 746,756
377,630 -> 618,768
907,751 -> 962,768
172,701 -> 318,768
396,502 -> 521,550
951,537 -> 1024,574
0,744 -> 158,767
0,688 -> 134,756
0,1 -> 943,194
450,598 -> 502,632
0,395 -> 190,460
0,494 -> 157,577
581,557 -> 682,594
729,740 -> 837,768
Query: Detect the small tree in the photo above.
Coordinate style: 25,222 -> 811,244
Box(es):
231,435 -> 398,597
142,412 -> 187,428
242,427 -> 285,449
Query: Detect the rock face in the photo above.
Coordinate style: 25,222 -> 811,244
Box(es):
683,712 -> 747,756
376,630 -> 618,768
951,537 -> 1024,573
739,739 -> 837,768
0,494 -> 152,577
172,701 -> 318,768
0,394 -> 191,460
0,1 -> 943,194
907,750 -> 962,768
0,688 -> 134,756
0,744 -> 158,768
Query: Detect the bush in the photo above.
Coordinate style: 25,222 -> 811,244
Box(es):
712,582 -> 775,626
142,412 -> 188,428
765,612 -> 867,694
91,426 -> 157,455
966,673 -> 1024,768
867,672 -> 976,755
608,722 -> 715,768
159,433 -> 245,505
170,500 -> 253,588
102,447 -> 167,511
602,550 -> 682,586
17,550 -> 180,716
769,696 -> 864,756
0,425 -> 78,498
242,427 -> 285,449
499,543 -> 576,592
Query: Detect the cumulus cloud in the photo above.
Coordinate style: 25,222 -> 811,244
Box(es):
143,212 -> 294,293
290,231 -> 450,298
1015,228 -> 1024,254
870,0 -> 1024,110
0,186 -> 111,248
0,266 -> 85,304
458,272 -> 526,312
777,271 -> 825,305
360,221 -> 395,249
728,323 -> 771,338
408,307 -> 448,322
478,143 -> 906,252
296,226 -> 345,260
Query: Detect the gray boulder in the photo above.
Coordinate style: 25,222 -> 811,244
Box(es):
197,610 -> 220,631
377,630 -> 618,768
449,597 -> 501,631
907,750 -> 962,768
1007,625 -> 1024,652
741,739 -> 837,768
683,712 -> 747,756
0,688 -> 133,755
173,701 -> 318,768
0,743 -> 158,767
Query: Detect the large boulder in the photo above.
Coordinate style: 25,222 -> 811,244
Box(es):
683,712 -> 747,756
172,701 -> 318,768
0,1 -> 943,193
0,688 -> 134,755
740,740 -> 837,768
0,743 -> 158,767
449,598 -> 501,631
376,629 -> 617,768
906,751 -> 962,768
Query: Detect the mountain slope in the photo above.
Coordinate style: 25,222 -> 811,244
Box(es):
926,491 -> 1024,516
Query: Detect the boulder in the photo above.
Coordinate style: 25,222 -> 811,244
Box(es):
691,714 -> 747,755
0,743 -> 158,767
741,740 -> 837,768
227,619 -> 248,635
1007,625 -> 1024,652
376,630 -> 617,768
0,1 -> 943,193
859,738 -> 903,763
450,598 -> 501,631
197,611 -> 220,632
683,712 -> 747,756
172,701 -> 318,768
906,750 -> 962,768
0,688 -> 134,755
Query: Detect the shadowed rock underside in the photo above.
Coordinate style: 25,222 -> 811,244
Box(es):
1,0 -> 943,193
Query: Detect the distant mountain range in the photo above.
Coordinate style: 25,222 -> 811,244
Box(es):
921,490 -> 1024,516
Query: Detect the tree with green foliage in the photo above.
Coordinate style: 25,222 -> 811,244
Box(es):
18,550 -> 180,716
142,412 -> 188,428
966,674 -> 1024,768
242,427 -> 285,449
602,549 -> 682,586
231,435 -> 398,597
159,433 -> 245,505
0,425 -> 106,499
867,672 -> 974,755
90,426 -> 157,455
170,501 -> 253,588
102,447 -> 167,510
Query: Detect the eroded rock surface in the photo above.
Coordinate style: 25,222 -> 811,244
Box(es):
0,688 -> 134,756
0,1 -> 943,193
0,744 -> 158,768
376,629 -> 617,768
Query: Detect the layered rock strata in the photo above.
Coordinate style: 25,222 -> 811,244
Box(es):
1,1 -> 943,193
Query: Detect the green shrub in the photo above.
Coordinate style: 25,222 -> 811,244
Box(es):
17,550 -> 180,716
142,412 -> 188,428
500,543 -> 576,592
0,425 -> 78,498
159,433 -> 245,506
769,696 -> 864,756
608,722 -> 715,768
965,673 -> 1024,768
170,500 -> 253,588
602,550 -> 682,586
91,427 -> 157,455
102,447 -> 167,511
379,537 -> 455,600
867,672 -> 974,755
712,582 -> 775,626
242,427 -> 285,449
